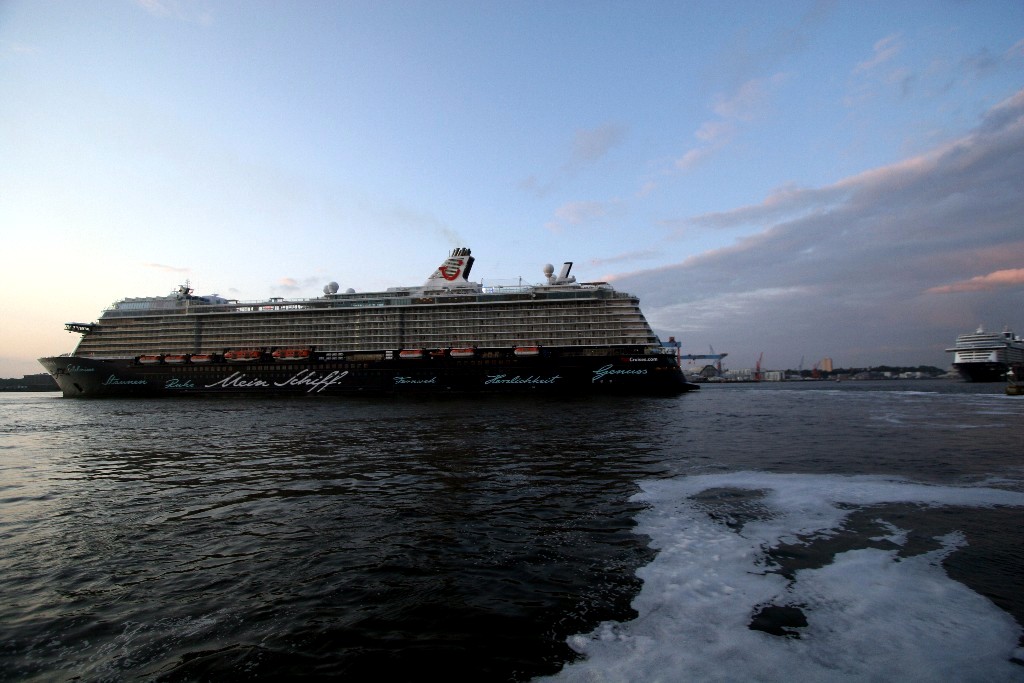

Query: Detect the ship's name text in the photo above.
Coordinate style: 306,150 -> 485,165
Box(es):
103,375 -> 148,386
68,365 -> 95,373
395,376 -> 438,384
205,370 -> 349,393
276,370 -> 349,392
593,364 -> 648,382
485,374 -> 562,385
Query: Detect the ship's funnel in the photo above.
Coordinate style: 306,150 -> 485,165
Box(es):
425,247 -> 476,289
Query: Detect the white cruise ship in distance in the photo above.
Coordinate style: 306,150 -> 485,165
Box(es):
946,325 -> 1024,382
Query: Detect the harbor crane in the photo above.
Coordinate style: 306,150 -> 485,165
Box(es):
661,339 -> 729,376
680,345 -> 729,373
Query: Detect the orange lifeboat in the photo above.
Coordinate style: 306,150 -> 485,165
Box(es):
190,354 -> 214,363
225,350 -> 261,362
164,355 -> 188,364
513,346 -> 541,357
138,355 -> 163,364
399,349 -> 425,359
450,348 -> 476,358
272,349 -> 311,361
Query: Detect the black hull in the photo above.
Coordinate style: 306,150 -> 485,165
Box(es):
953,362 -> 1011,383
39,352 -> 698,398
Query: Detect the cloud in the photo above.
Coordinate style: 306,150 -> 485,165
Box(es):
712,74 -> 788,120
134,0 -> 214,26
845,34 -> 914,106
615,88 -> 1024,368
675,147 -> 716,172
694,120 -> 735,143
521,123 -> 627,197
675,146 -> 716,172
854,34 -> 903,73
712,1 -> 833,90
1,40 -> 39,55
926,269 -> 1024,294
960,48 -> 1001,80
682,182 -> 847,231
272,276 -> 322,295
676,74 -> 787,171
381,205 -> 464,246
588,249 -> 661,270
545,200 -> 614,232
145,262 -> 191,273
569,124 -> 627,167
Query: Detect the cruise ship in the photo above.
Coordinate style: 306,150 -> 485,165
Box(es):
945,325 -> 1024,382
38,248 -> 698,398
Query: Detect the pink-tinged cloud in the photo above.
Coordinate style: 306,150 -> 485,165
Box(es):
712,74 -> 788,121
926,269 -> 1024,294
675,74 -> 787,170
695,120 -> 734,143
614,88 -> 1024,369
675,146 -> 715,171
854,33 -> 902,73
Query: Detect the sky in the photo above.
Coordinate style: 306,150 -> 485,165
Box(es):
1,0 -> 1022,377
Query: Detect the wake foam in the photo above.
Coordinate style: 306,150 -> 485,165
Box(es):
541,472 -> 1024,682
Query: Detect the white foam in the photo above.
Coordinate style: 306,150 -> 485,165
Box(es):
539,472 -> 1024,682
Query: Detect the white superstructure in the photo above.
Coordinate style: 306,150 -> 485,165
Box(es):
68,249 -> 662,359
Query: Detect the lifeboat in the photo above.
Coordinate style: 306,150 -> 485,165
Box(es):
138,355 -> 163,364
450,348 -> 476,358
190,354 -> 214,363
514,346 -> 541,357
225,350 -> 261,362
399,349 -> 425,359
272,348 -> 311,361
164,355 -> 188,364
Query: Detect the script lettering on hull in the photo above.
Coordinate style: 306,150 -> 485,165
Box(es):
274,369 -> 349,393
103,375 -> 148,386
205,369 -> 349,393
485,374 -> 562,385
394,376 -> 438,384
592,364 -> 648,382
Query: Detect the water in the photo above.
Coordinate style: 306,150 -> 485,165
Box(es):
1,381 -> 1022,681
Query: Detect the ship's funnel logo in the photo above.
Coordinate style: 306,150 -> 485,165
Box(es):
425,248 -> 474,288
437,258 -> 464,281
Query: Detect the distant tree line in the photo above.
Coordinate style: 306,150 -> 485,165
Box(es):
0,373 -> 59,391
786,365 -> 947,379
